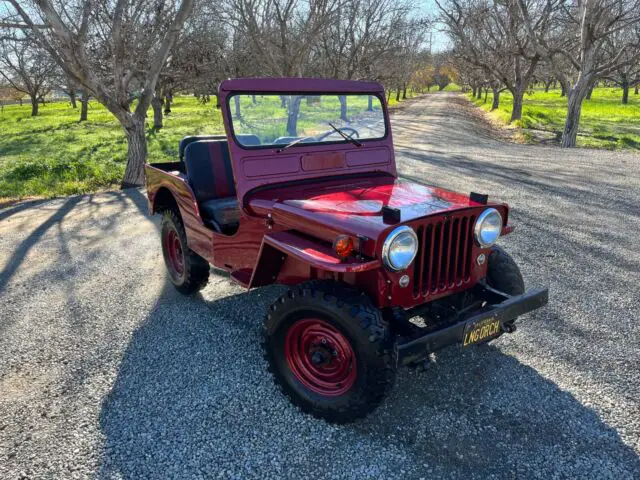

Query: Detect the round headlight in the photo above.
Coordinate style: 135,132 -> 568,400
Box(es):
382,226 -> 418,271
474,208 -> 503,247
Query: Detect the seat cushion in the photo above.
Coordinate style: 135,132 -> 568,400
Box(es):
199,197 -> 241,225
184,140 -> 235,201
179,135 -> 226,159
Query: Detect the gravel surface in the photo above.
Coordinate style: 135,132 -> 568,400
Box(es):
1,92 -> 639,479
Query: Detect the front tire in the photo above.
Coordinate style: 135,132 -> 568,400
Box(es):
161,210 -> 209,294
263,281 -> 396,423
486,245 -> 525,295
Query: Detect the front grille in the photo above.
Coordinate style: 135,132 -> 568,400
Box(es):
413,212 -> 476,297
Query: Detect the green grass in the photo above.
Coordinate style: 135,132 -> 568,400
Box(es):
0,96 -> 224,200
470,87 -> 640,150
441,83 -> 461,92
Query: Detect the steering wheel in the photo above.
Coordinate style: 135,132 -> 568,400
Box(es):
317,126 -> 360,141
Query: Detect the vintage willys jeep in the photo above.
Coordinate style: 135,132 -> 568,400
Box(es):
145,78 -> 548,423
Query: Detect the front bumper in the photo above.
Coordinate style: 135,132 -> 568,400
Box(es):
396,285 -> 549,365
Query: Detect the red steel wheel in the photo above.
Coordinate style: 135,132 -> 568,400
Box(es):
163,227 -> 185,277
160,210 -> 209,294
285,318 -> 357,396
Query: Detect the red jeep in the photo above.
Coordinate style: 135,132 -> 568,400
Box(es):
145,78 -> 548,423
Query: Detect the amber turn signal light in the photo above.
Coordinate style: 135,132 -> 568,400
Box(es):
333,235 -> 354,259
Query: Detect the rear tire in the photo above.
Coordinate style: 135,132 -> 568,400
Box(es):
161,209 -> 209,294
263,281 -> 396,423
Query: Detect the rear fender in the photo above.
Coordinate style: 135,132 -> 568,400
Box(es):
145,164 -> 213,260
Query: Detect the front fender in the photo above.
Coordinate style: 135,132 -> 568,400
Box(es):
248,231 -> 381,289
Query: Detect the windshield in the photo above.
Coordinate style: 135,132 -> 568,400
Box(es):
228,93 -> 386,148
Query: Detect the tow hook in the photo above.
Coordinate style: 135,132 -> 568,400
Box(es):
502,322 -> 517,334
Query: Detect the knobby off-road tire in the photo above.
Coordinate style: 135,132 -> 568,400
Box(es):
486,245 -> 525,295
160,209 -> 209,295
263,281 -> 396,423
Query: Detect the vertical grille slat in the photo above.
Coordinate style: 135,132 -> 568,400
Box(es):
425,224 -> 434,293
448,219 -> 459,286
414,226 -> 425,296
464,215 -> 476,279
411,212 -> 476,298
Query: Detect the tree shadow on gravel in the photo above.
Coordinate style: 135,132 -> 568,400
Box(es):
97,285 -> 640,479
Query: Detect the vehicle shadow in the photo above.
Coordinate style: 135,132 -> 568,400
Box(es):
97,284 -> 640,479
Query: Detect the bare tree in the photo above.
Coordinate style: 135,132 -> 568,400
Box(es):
438,0 -> 542,122
0,35 -> 55,116
603,29 -> 640,104
227,0 -> 341,135
516,0 -> 640,147
1,0 -> 195,186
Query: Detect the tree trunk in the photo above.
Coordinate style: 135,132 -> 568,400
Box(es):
152,96 -> 163,129
69,91 -> 77,108
79,91 -> 88,122
586,85 -> 594,100
367,95 -> 373,111
472,86 -> 477,97
476,88 -> 483,100
635,84 -> 639,94
561,80 -> 591,148
163,94 -> 172,114
484,88 -> 488,104
402,85 -> 407,99
621,81 -> 629,104
395,88 -> 401,102
30,95 -> 38,116
387,90 -> 391,102
280,96 -> 287,108
510,88 -> 524,122
234,95 -> 242,118
122,118 -> 147,188
338,95 -> 348,121
560,83 -> 566,97
491,88 -> 500,110
252,95 -> 256,105
286,96 -> 302,137
544,81 -> 550,93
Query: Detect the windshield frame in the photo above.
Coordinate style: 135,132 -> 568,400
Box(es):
224,91 -> 390,151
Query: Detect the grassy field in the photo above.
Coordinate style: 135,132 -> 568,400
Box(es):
0,97 -> 225,200
471,87 -> 640,149
1,91 -> 429,200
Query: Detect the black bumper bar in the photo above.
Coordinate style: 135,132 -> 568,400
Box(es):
396,286 -> 549,365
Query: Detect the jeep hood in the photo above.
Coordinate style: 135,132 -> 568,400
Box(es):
248,175 -> 492,241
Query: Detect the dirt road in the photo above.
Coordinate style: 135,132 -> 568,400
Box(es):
1,93 -> 639,479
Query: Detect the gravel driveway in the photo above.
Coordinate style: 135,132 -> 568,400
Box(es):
1,92 -> 639,479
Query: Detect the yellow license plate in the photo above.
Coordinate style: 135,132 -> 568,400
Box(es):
463,316 -> 501,347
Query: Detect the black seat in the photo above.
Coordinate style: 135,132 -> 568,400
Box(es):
236,134 -> 261,146
199,197 -> 240,226
183,140 -> 241,232
179,135 -> 226,159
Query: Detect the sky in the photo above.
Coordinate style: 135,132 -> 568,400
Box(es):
420,0 -> 451,52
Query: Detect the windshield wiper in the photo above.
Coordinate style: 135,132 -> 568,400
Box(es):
327,122 -> 362,147
277,136 -> 315,152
